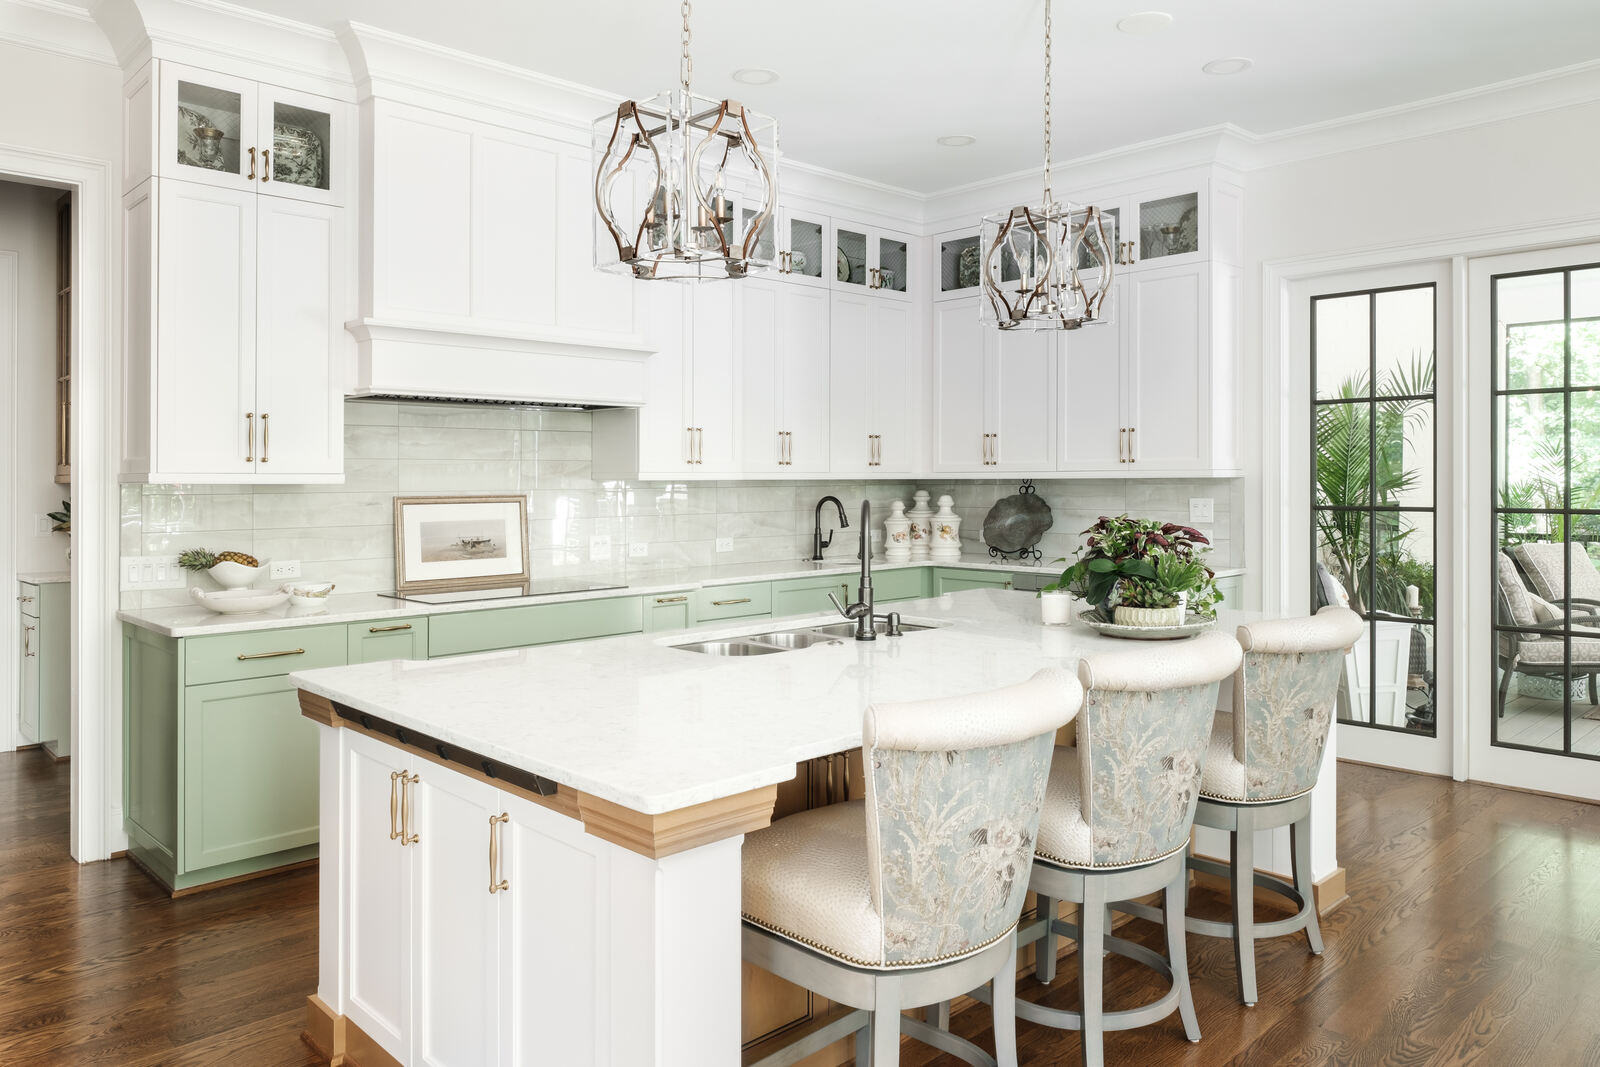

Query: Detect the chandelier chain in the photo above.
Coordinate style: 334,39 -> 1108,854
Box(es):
1042,0 -> 1053,207
680,0 -> 693,96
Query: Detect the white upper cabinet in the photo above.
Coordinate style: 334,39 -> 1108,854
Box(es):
829,292 -> 912,474
739,279 -> 831,474
932,296 -> 1057,473
1058,280 -> 1128,472
934,233 -> 984,303
1085,175 -> 1242,274
832,220 -> 914,301
156,63 -> 347,206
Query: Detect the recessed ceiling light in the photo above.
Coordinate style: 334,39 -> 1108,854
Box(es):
937,134 -> 977,148
731,68 -> 779,85
1116,11 -> 1173,34
1202,57 -> 1253,76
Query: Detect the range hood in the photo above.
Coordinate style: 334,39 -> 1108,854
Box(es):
347,319 -> 654,408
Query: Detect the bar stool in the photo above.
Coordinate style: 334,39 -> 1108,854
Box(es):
741,669 -> 1083,1066
1184,606 -> 1363,1006
1019,632 -> 1243,1067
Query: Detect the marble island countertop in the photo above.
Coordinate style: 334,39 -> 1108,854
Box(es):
291,590 -> 1259,816
117,557 -> 1245,638
18,571 -> 70,585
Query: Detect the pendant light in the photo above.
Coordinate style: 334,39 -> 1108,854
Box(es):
979,0 -> 1115,330
592,1 -> 779,280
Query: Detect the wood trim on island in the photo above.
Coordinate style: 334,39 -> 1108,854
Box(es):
299,689 -> 777,859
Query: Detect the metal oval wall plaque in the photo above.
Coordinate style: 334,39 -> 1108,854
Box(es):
982,482 -> 1053,559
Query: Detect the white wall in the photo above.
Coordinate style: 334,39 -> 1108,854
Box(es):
0,180 -> 67,574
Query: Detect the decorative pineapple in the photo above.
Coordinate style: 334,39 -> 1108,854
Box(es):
214,550 -> 260,568
178,548 -> 218,572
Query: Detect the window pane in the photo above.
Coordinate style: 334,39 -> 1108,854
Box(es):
1314,294 -> 1370,400
1402,622 -> 1436,732
1574,319 -> 1600,392
1374,511 -> 1433,620
1496,659 -> 1569,753
1376,287 -> 1435,396
1316,509 -> 1370,615
1570,389 -> 1600,509
1314,402 -> 1370,507
1376,400 -> 1433,508
1573,267 -> 1600,320
1498,393 -> 1565,510
1498,271 -> 1566,390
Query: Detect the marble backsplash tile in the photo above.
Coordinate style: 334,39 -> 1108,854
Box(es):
119,400 -> 1244,608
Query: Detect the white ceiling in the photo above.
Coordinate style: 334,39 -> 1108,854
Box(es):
217,0 -> 1600,193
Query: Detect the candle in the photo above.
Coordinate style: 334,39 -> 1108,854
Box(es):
1406,584 -> 1420,612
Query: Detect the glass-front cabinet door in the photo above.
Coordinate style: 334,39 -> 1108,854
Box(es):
770,209 -> 827,286
832,220 -> 913,299
1126,188 -> 1203,270
834,224 -> 869,289
937,232 -> 982,302
258,85 -> 342,206
876,234 -> 909,298
161,64 -> 259,191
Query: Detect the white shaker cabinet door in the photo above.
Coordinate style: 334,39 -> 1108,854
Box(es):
932,297 -> 988,472
828,291 -> 873,474
410,766 -> 504,1067
155,179 -> 257,478
779,284 -> 832,474
497,792 -> 611,1067
737,279 -> 784,472
254,196 -> 344,477
867,300 -> 913,473
688,284 -> 740,473
993,328 -> 1057,471
343,732 -> 413,1064
1059,278 -> 1127,472
1125,264 -> 1207,470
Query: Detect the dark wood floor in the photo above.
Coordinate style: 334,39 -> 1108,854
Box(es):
3,752 -> 1598,1065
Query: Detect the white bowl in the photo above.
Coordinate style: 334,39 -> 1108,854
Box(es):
189,587 -> 289,615
208,560 -> 265,589
283,581 -> 335,610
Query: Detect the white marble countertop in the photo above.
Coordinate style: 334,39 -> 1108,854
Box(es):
291,590 -> 1258,815
117,557 -> 1245,638
18,572 -> 70,585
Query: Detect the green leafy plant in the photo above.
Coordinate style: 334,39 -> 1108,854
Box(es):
46,499 -> 69,534
1044,515 -> 1221,617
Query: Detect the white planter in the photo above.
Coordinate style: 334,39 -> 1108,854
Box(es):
1040,591 -> 1072,626
1112,592 -> 1187,628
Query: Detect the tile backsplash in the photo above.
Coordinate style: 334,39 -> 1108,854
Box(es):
120,400 -> 1243,608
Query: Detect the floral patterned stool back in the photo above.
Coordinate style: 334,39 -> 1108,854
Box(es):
1165,605 -> 1364,1008
1021,630 -> 1243,1067
741,668 -> 1082,1067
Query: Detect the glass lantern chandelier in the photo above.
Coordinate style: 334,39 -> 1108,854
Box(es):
979,0 -> 1115,330
592,1 -> 779,280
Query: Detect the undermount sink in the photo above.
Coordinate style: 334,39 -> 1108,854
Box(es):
672,620 -> 935,655
806,620 -> 936,639
671,639 -> 785,657
749,631 -> 840,650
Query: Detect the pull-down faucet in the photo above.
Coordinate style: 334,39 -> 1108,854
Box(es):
812,496 -> 848,561
826,499 -> 902,641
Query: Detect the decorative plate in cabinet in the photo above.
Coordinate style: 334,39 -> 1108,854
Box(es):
272,123 -> 325,188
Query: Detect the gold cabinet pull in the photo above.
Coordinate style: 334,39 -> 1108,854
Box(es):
235,647 -> 305,661
488,812 -> 509,894
400,771 -> 419,845
260,148 -> 271,182
1128,426 -> 1136,463
784,431 -> 793,465
389,771 -> 402,840
368,623 -> 413,633
990,433 -> 998,465
1118,427 -> 1127,463
23,624 -> 36,658
245,412 -> 255,462
16,594 -> 34,604
655,595 -> 688,604
260,413 -> 269,463
711,597 -> 751,606
247,146 -> 257,181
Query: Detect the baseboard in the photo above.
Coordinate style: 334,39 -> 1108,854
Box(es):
303,995 -> 401,1067
1189,862 -> 1348,916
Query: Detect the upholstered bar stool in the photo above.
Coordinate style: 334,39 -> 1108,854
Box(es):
1181,606 -> 1363,1006
1017,632 -> 1243,1067
741,669 -> 1083,1066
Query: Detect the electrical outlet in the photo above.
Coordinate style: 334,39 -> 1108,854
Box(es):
1189,498 -> 1215,523
589,535 -> 612,562
715,537 -> 734,553
629,543 -> 648,558
269,560 -> 301,580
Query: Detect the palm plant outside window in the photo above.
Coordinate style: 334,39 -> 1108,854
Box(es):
1311,284 -> 1437,734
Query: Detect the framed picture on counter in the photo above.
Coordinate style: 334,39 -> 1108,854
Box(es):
393,495 -> 530,595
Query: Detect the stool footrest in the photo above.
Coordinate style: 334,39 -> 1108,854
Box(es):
900,1015 -> 998,1067
1183,856 -> 1315,940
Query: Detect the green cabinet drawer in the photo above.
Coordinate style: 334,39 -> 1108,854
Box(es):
347,617 -> 430,664
183,674 -> 320,873
644,591 -> 694,633
873,568 -> 931,604
185,624 -> 348,686
429,595 -> 644,657
771,575 -> 853,619
693,582 -> 773,623
19,581 -> 40,619
933,568 -> 1014,595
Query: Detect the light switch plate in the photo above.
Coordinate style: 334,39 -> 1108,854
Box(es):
716,537 -> 734,553
120,556 -> 186,590
269,560 -> 301,580
35,514 -> 51,536
629,543 -> 648,558
1189,498 -> 1215,523
589,535 -> 612,562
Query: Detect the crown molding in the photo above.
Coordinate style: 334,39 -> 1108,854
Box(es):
0,0 -> 115,65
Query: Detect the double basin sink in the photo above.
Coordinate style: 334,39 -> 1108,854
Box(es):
673,619 -> 935,657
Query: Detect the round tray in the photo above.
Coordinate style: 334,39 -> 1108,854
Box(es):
1078,607 -> 1216,641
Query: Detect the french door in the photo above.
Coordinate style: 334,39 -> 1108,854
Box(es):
1469,243 -> 1600,801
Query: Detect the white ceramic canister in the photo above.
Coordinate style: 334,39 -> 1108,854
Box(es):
907,490 -> 933,561
930,495 -> 962,562
884,500 -> 912,562
1040,589 -> 1073,626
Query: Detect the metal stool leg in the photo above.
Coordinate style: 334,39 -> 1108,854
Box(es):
1163,869 -> 1201,1042
1078,878 -> 1106,1067
1036,895 -> 1057,983
1232,807 -> 1258,1006
1292,811 -> 1323,956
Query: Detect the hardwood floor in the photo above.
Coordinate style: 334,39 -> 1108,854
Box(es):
3,750 -> 1598,1065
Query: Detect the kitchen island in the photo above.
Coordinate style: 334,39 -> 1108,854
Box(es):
292,589 -> 1329,1067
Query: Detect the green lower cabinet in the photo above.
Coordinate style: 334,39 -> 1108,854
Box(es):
771,574 -> 853,619
347,618 -> 429,663
183,674 -> 320,875
693,581 -> 773,624
429,596 -> 644,657
872,568 -> 932,604
643,591 -> 694,632
124,626 -> 180,874
932,568 -> 1015,595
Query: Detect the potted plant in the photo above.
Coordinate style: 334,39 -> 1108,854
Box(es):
1043,515 -> 1220,626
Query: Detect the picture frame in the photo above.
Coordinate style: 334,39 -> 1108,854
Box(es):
393,495 -> 530,595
